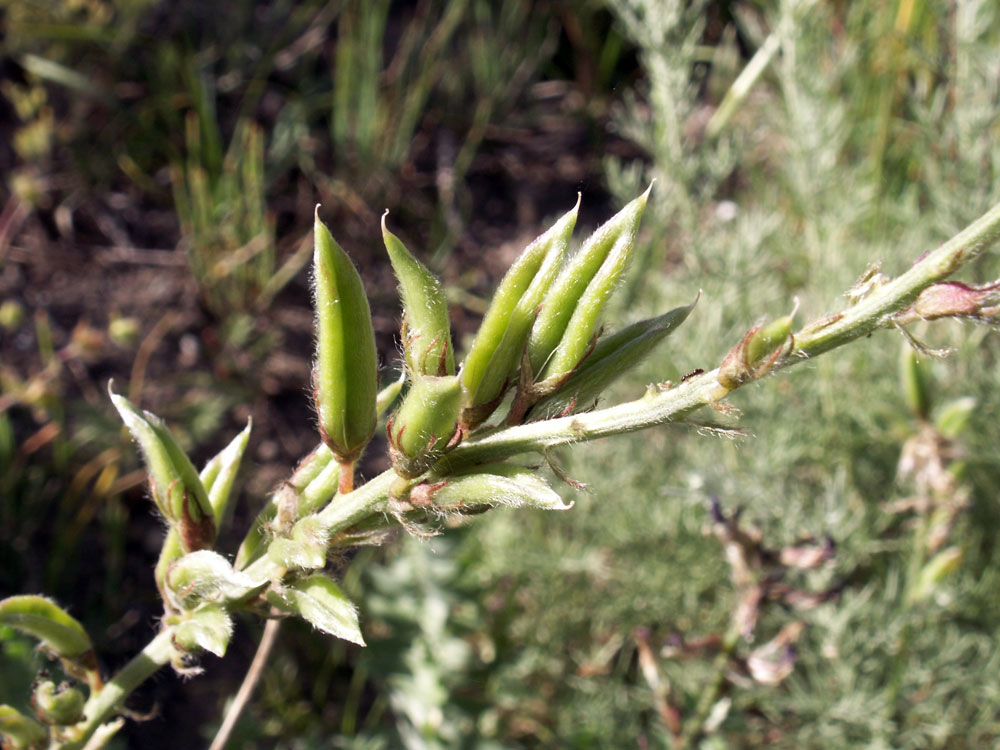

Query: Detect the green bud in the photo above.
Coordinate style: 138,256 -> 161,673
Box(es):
0,704 -> 47,749
745,315 -> 794,368
389,375 -> 462,478
199,418 -> 252,525
528,185 -> 651,382
382,213 -> 454,376
267,574 -> 364,646
934,396 -> 976,439
413,464 -> 571,512
460,198 -> 579,425
313,210 -> 378,464
32,680 -> 85,725
532,299 -> 697,419
173,602 -> 233,657
109,385 -> 216,551
164,551 -> 264,612
718,312 -> 795,391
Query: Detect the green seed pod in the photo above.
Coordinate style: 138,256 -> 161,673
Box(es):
32,681 -> 85,726
388,375 -> 462,478
900,345 -> 931,420
531,298 -> 697,419
460,198 -> 579,424
109,385 -> 215,551
313,210 -> 378,463
0,705 -> 47,749
528,184 -> 652,382
382,213 -> 454,376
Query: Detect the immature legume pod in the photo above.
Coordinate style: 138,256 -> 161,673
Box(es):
313,210 -> 378,463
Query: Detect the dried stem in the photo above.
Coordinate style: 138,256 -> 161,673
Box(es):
208,618 -> 282,750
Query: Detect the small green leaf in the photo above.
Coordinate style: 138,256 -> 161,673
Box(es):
528,185 -> 651,381
199,418 -> 252,524
32,680 -> 85,726
165,551 -> 265,611
313,210 -> 378,463
460,198 -> 579,423
388,375 -> 462,478
0,595 -> 92,659
427,465 -> 571,511
173,603 -> 233,657
382,213 -> 454,376
270,574 -> 365,646
0,704 -> 47,749
532,299 -> 698,419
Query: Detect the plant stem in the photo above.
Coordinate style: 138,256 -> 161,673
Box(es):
677,626 -> 741,749
439,197 -> 1000,470
59,198 -> 1000,745
63,628 -> 175,750
208,618 -> 282,750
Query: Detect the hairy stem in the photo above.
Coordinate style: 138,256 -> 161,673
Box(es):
438,197 -> 1000,470
63,629 -> 174,750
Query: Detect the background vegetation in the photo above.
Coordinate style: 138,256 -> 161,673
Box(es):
2,0 -> 999,747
